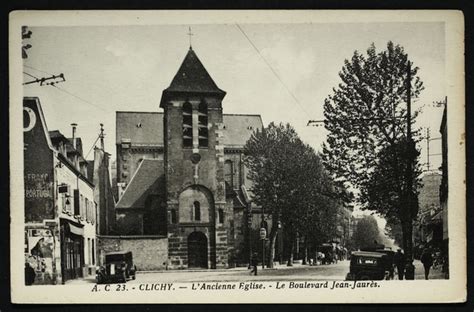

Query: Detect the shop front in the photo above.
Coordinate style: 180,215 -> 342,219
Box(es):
60,219 -> 85,283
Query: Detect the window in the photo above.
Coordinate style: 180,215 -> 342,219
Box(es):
170,209 -> 177,224
198,101 -> 208,147
182,102 -> 193,148
218,209 -> 224,224
91,239 -> 95,265
85,198 -> 89,221
88,238 -> 91,265
93,202 -> 97,224
224,160 -> 233,189
193,201 -> 201,221
73,189 -> 80,216
80,194 -> 84,218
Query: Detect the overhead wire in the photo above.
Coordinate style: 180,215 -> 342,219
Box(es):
24,64 -> 53,76
23,71 -> 39,79
51,84 -> 109,113
235,24 -> 311,117
24,64 -> 110,160
85,134 -> 101,159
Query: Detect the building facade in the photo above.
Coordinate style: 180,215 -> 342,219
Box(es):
105,47 -> 263,269
24,97 -> 97,284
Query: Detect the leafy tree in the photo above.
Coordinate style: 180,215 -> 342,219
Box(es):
351,215 -> 380,250
244,122 -> 304,268
321,41 -> 424,261
244,123 -> 341,268
361,139 -> 421,251
385,218 -> 403,247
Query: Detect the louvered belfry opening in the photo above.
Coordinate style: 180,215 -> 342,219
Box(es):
198,101 -> 208,148
182,102 -> 193,148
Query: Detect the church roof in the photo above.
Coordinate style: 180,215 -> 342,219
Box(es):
116,111 -> 263,148
116,159 -> 164,209
222,114 -> 263,147
164,48 -> 225,95
116,111 -> 164,146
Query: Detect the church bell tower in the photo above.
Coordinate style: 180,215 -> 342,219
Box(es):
160,46 -> 229,269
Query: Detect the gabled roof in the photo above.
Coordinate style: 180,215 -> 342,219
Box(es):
115,159 -> 164,209
115,112 -> 263,148
164,48 -> 225,95
116,112 -> 164,146
222,114 -> 263,147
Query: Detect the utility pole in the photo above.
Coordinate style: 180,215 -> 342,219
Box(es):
404,61 -> 416,280
424,127 -> 442,173
99,123 -> 105,150
426,128 -> 430,172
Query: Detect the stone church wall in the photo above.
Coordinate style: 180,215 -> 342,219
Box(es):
98,236 -> 168,271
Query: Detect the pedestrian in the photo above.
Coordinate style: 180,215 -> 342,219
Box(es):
421,248 -> 433,280
394,249 -> 406,280
25,262 -> 36,285
250,252 -> 258,276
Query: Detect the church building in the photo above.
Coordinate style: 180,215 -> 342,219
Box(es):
110,47 -> 264,269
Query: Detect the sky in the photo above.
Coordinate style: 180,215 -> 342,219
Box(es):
22,23 -> 446,227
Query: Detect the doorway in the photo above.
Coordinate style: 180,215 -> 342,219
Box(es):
187,232 -> 208,268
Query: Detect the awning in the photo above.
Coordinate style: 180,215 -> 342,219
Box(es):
67,222 -> 84,236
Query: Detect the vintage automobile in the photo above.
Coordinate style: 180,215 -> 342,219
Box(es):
360,246 -> 395,279
96,251 -> 137,284
317,243 -> 336,264
345,251 -> 392,281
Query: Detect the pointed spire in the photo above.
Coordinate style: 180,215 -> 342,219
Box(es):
164,48 -> 225,95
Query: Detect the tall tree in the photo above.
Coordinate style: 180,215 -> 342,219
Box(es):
244,122 -> 305,268
244,123 -> 340,268
321,41 -> 424,261
351,215 -> 380,250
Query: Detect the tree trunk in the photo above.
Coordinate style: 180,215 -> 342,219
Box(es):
302,236 -> 308,265
268,222 -> 279,269
287,234 -> 294,266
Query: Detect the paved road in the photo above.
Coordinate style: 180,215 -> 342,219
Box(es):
131,260 -> 350,283
66,259 -> 446,284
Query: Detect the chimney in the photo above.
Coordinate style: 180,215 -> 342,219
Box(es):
71,123 -> 78,149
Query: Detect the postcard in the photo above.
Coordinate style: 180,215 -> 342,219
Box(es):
9,10 -> 465,303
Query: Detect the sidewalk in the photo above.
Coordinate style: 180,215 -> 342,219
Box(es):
64,276 -> 96,284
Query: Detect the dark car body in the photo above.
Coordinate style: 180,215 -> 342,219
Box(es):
96,251 -> 137,284
345,251 -> 391,281
360,246 -> 395,279
317,244 -> 336,264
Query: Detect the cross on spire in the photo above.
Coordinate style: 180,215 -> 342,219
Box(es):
187,27 -> 194,49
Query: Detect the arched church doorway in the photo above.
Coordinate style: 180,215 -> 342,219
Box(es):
187,231 -> 208,268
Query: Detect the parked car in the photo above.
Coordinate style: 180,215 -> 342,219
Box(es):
345,251 -> 392,281
360,246 -> 395,279
317,244 -> 336,264
97,251 -> 137,284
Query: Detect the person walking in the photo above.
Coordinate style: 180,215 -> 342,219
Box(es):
394,249 -> 406,280
421,248 -> 434,280
250,252 -> 258,276
25,262 -> 36,285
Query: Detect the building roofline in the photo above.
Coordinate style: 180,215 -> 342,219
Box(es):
116,111 -> 262,118
116,111 -> 164,114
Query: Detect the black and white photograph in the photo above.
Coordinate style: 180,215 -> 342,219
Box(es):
10,10 -> 465,303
